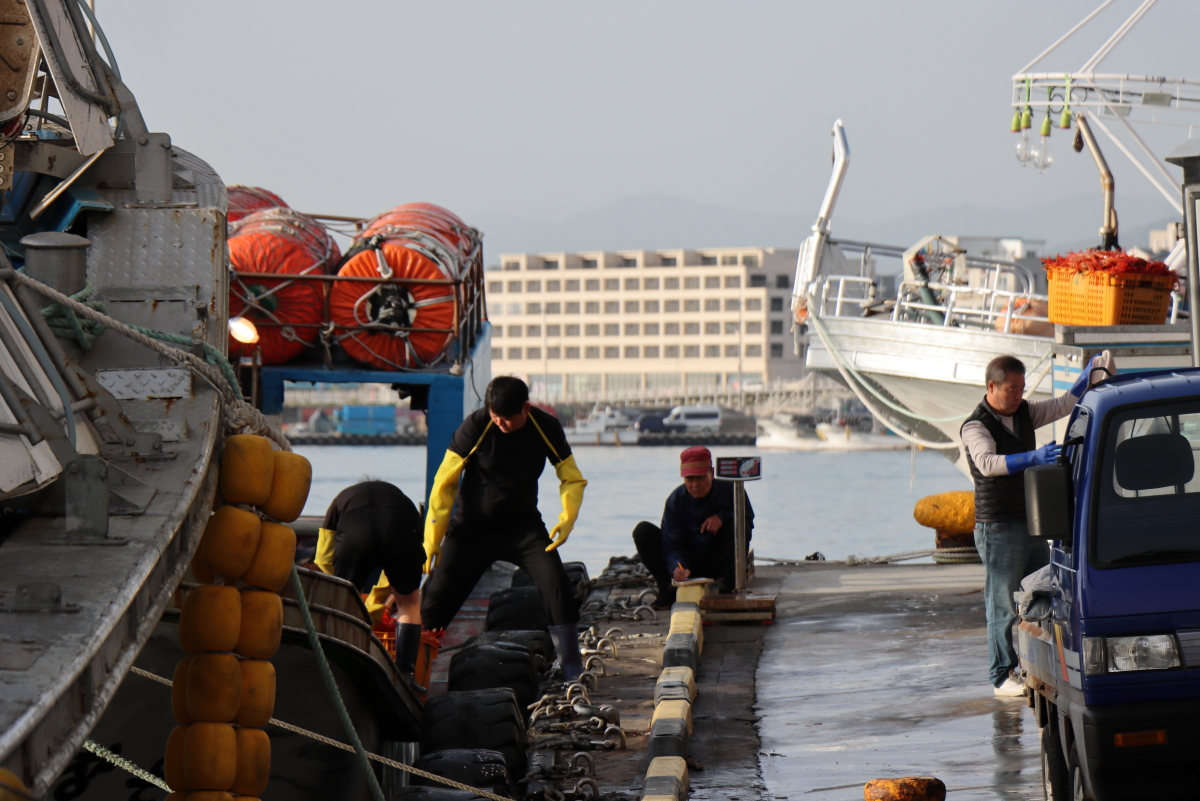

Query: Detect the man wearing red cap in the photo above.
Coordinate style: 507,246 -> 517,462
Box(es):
631,446 -> 754,607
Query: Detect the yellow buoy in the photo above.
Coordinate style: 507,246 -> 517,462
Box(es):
182,585 -> 242,653
186,653 -> 242,723
188,793 -> 236,801
191,548 -> 215,584
241,522 -> 296,592
201,506 -> 262,580
231,727 -> 271,796
171,657 -> 193,724
864,776 -> 946,801
235,659 -> 276,728
219,434 -> 275,506
164,724 -> 190,791
260,451 -> 312,523
912,491 -> 975,534
236,591 -> 284,659
183,722 -> 238,791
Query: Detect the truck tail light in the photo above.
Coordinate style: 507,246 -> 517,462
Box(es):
1113,730 -> 1168,748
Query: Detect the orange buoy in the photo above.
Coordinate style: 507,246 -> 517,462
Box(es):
330,204 -> 481,370
228,209 -> 340,365
260,451 -> 312,523
164,724 -> 190,791
231,728 -> 271,796
241,521 -> 297,593
863,777 -> 946,801
235,659 -> 276,728
226,185 -> 287,224
185,654 -> 242,722
183,722 -> 238,791
171,658 -> 193,724
201,505 -> 262,580
236,591 -> 284,659
182,585 -> 242,653
220,434 -> 275,506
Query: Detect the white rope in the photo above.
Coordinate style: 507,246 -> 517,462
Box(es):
80,739 -> 171,793
8,269 -> 289,450
128,668 -> 511,801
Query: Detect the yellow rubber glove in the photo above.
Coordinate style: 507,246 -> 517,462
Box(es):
546,453 -> 587,552
315,528 -> 336,575
423,449 -> 467,572
364,571 -> 393,627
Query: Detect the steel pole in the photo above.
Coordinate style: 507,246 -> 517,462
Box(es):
1187,189 -> 1200,367
733,481 -> 747,591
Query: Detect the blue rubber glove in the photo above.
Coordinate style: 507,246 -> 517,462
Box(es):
1071,355 -> 1102,397
1005,441 -> 1061,474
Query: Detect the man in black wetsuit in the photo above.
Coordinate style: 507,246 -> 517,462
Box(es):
420,376 -> 589,680
632,446 -> 754,607
317,480 -> 425,686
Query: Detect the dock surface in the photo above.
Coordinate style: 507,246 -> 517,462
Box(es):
748,563 -> 1040,800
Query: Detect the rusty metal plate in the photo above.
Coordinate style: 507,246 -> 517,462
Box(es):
0,0 -> 39,125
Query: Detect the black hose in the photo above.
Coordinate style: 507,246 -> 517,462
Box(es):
24,108 -> 70,129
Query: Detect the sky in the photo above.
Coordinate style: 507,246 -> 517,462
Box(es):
91,1 -> 1200,247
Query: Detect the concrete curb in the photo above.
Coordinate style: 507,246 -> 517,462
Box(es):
641,755 -> 689,801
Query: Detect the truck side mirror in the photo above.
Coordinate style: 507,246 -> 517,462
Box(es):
1026,464 -> 1072,540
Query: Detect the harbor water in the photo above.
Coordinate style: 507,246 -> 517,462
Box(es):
294,444 -> 972,576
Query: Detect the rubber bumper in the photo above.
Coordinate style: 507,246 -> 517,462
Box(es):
642,755 -> 689,801
662,603 -> 703,670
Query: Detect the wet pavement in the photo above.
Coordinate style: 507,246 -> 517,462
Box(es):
752,564 -> 1041,800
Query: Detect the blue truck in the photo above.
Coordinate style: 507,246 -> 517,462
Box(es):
1020,367 -> 1200,800
334,404 -> 397,435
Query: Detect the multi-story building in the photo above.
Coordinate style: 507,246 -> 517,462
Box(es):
485,247 -> 804,399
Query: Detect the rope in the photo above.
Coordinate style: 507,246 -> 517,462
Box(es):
755,546 -> 979,566
80,739 -> 171,793
38,279 -> 107,349
6,269 -> 288,449
129,668 -> 512,800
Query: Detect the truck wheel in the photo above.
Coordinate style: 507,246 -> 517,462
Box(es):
485,587 -> 549,631
448,642 -> 541,716
1067,748 -> 1087,801
422,689 -> 528,780
1041,726 -> 1069,800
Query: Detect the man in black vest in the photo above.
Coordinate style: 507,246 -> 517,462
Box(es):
962,352 -> 1112,697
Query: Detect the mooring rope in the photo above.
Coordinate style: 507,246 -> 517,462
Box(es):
80,740 -> 171,793
127,666 -> 512,800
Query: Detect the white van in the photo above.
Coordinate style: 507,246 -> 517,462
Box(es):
663,405 -> 723,433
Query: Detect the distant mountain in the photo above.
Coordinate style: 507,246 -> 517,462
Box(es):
470,192 -> 1180,267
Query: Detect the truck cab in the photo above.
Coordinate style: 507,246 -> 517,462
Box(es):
1020,368 -> 1200,800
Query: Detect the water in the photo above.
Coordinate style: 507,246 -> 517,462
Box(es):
292,444 -> 972,577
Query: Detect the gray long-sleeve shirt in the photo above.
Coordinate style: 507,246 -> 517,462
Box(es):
961,392 -> 1079,477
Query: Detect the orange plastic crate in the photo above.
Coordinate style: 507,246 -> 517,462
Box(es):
1047,270 -> 1174,326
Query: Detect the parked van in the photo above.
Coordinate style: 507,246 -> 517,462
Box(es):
662,405 -> 723,433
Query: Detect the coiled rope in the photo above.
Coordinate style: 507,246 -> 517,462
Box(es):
755,546 -> 980,566
4,268 -> 287,449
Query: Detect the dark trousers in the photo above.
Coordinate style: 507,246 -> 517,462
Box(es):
334,506 -> 425,595
632,520 -> 741,597
421,523 -> 579,631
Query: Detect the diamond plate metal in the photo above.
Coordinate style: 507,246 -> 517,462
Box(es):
95,368 -> 191,399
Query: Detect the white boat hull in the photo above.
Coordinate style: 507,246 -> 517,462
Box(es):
565,428 -> 640,446
755,419 -> 909,451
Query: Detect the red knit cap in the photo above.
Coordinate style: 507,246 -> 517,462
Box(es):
679,446 -> 712,477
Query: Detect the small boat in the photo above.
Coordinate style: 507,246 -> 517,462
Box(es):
755,414 -> 908,451
564,405 -> 639,446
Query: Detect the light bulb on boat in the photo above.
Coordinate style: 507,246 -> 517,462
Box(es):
228,316 -> 260,344
1015,130 -> 1031,165
1033,136 -> 1053,172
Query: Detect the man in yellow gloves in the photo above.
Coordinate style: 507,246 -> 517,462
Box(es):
316,480 -> 426,690
421,376 -> 588,681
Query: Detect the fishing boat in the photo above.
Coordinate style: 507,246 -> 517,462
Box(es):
755,413 -> 907,452
564,405 -> 639,446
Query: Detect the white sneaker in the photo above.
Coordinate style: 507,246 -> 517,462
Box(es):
993,676 -> 1026,698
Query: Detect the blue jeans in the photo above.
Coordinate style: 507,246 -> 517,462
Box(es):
975,519 -> 1049,687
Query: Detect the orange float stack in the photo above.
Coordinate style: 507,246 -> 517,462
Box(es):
166,435 -> 312,801
226,185 -> 288,224
227,209 -> 341,364
330,203 -> 482,370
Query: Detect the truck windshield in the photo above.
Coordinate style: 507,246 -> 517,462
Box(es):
1095,400 -> 1200,567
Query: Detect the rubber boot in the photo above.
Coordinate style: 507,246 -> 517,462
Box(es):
548,623 -> 585,683
395,622 -> 427,695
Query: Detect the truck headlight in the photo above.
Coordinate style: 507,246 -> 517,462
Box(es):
1106,635 -> 1180,673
